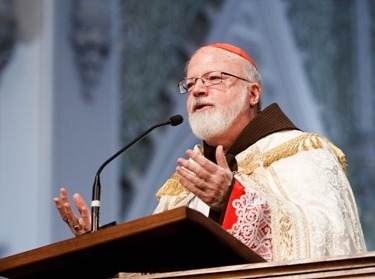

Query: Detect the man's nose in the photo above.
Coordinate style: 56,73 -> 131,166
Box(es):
191,78 -> 208,96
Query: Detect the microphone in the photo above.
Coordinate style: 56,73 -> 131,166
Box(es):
91,114 -> 184,232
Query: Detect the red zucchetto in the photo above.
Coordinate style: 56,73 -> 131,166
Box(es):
206,42 -> 257,69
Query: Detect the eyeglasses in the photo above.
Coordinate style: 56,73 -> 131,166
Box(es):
178,71 -> 251,94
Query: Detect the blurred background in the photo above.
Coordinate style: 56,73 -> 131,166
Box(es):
0,0 -> 374,259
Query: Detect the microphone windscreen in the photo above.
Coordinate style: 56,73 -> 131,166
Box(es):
169,114 -> 183,126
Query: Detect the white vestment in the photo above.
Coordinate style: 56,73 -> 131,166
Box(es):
154,130 -> 367,261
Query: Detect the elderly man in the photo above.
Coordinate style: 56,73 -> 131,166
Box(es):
55,42 -> 366,262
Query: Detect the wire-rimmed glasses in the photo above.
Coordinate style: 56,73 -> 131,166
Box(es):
178,71 -> 251,94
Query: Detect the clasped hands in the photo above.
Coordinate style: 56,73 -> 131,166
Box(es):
54,145 -> 233,235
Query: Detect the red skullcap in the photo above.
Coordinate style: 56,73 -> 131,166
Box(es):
207,42 -> 257,69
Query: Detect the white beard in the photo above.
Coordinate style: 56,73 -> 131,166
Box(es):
188,89 -> 248,141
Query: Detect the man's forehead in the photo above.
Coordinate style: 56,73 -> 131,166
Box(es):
187,46 -> 244,76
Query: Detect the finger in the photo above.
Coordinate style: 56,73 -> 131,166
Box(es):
176,163 -> 202,189
59,187 -> 70,205
215,145 -> 230,169
177,156 -> 199,176
183,149 -> 217,176
73,193 -> 91,230
58,188 -> 76,222
54,188 -> 71,222
62,201 -> 86,235
72,193 -> 88,214
53,197 -> 67,221
176,165 -> 208,195
176,163 -> 197,183
63,201 -> 79,226
177,159 -> 210,189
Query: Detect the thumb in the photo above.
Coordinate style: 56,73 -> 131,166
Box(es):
215,145 -> 230,169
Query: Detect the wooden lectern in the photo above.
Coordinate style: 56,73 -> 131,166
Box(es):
0,207 -> 265,279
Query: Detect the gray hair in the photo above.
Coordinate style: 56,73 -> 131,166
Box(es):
243,61 -> 262,111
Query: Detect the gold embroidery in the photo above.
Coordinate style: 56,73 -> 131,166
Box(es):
155,172 -> 186,200
326,140 -> 347,175
267,166 -> 296,261
237,151 -> 260,175
262,133 -> 347,174
155,145 -> 205,200
279,213 -> 293,259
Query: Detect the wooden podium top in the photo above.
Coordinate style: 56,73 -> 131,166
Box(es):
0,207 -> 265,279
122,251 -> 375,279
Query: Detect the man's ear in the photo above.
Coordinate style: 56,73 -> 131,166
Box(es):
248,83 -> 262,107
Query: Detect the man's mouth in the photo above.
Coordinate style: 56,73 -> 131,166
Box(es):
193,103 -> 213,112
